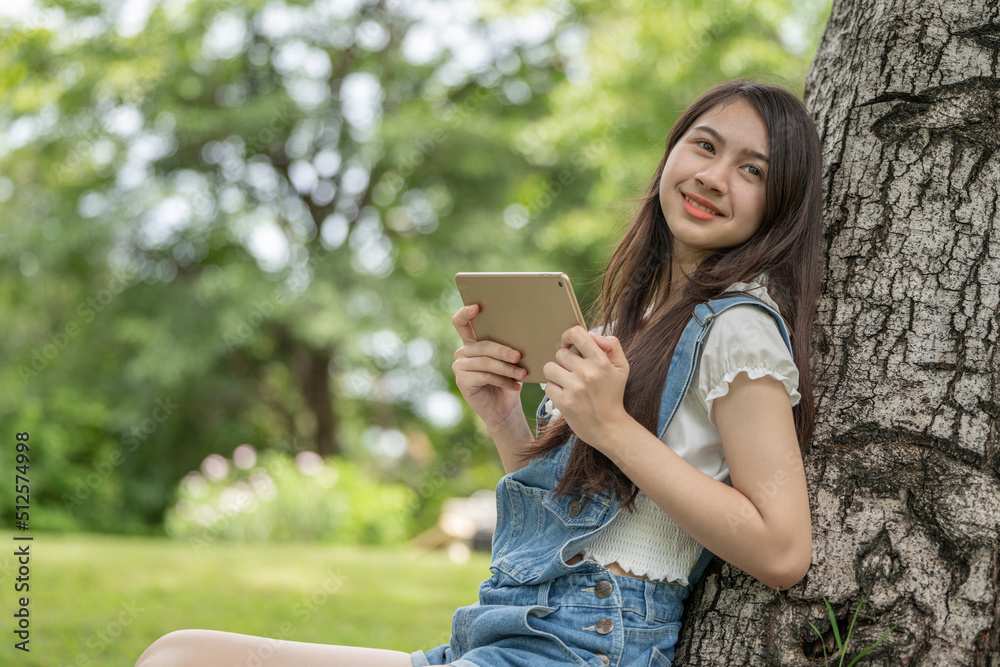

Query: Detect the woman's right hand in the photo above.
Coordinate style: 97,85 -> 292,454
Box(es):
452,303 -> 527,431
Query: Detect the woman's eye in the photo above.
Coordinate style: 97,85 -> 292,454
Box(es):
745,164 -> 763,177
697,140 -> 714,152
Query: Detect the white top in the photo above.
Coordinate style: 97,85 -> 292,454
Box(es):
542,282 -> 801,584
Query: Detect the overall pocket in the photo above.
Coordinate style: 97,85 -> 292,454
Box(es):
541,489 -> 611,528
491,480 -> 613,584
490,478 -> 544,563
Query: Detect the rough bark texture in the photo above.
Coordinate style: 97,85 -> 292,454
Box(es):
676,1 -> 1000,664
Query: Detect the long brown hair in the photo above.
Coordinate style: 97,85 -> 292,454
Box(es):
524,80 -> 823,509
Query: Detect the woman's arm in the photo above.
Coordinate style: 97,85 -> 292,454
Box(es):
602,373 -> 810,590
484,407 -> 536,474
452,304 -> 536,474
543,326 -> 812,590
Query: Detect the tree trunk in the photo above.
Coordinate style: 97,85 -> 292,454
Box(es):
276,325 -> 340,456
293,344 -> 339,456
676,1 -> 1000,664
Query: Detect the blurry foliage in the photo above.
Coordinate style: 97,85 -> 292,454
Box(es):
0,0 -> 830,535
165,449 -> 415,545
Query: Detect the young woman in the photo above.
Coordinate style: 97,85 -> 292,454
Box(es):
136,79 -> 823,667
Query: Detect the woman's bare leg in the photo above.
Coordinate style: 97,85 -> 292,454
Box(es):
135,629 -> 415,667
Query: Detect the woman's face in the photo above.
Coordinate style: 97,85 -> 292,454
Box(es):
658,99 -> 769,268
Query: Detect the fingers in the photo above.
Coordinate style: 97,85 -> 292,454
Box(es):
589,331 -> 616,351
453,352 -> 527,383
542,360 -> 569,388
558,327 -> 618,368
452,304 -> 481,345
590,333 -> 628,370
546,329 -> 629,384
452,304 -> 528,396
546,327 -> 605,380
457,368 -> 524,395
552,345 -> 584,373
454,337 -> 523,367
560,326 -> 602,356
453,337 -> 527,400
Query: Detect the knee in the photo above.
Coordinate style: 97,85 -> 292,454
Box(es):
135,630 -> 204,667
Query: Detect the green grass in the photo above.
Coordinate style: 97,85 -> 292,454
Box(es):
0,532 -> 492,667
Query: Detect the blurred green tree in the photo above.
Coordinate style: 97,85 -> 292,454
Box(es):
0,0 -> 828,533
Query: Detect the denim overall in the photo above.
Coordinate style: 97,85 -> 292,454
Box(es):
413,296 -> 793,667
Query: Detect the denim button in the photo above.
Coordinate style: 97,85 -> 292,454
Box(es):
595,653 -> 610,665
568,500 -> 583,516
595,617 -> 614,634
594,580 -> 613,599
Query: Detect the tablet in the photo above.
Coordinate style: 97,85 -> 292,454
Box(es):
455,272 -> 587,383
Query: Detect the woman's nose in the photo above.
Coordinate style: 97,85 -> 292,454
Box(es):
695,164 -> 727,193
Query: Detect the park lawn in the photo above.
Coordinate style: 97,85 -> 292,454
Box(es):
0,531 -> 491,667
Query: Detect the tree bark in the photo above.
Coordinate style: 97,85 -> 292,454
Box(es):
676,1 -> 1000,664
275,325 -> 340,456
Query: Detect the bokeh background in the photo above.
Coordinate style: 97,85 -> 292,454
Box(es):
0,0 -> 830,663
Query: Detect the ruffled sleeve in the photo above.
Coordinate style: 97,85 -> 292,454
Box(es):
695,305 -> 801,423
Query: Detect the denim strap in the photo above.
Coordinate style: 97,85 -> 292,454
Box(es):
535,297 -> 792,441
655,295 -> 793,589
656,295 -> 792,439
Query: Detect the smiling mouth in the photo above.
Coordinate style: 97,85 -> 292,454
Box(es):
682,194 -> 723,216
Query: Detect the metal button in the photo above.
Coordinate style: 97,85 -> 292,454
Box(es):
594,580 -> 613,599
568,500 -> 582,516
595,617 -> 614,635
595,653 -> 610,666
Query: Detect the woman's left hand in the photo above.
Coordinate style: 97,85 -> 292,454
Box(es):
542,327 -> 632,448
